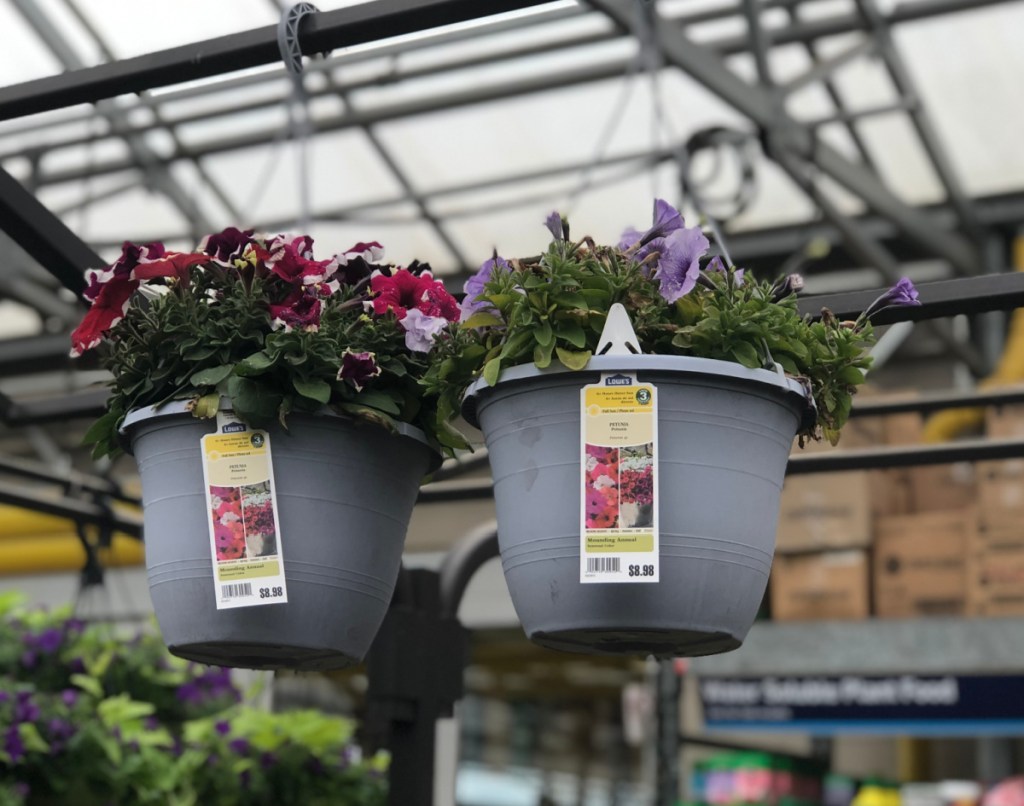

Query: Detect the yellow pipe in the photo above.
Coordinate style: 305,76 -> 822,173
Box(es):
922,236 -> 1024,443
0,506 -> 91,536
0,534 -> 144,576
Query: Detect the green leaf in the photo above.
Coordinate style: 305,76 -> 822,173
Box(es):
533,341 -> 554,369
554,320 -> 587,349
292,377 -> 331,404
81,411 -> 119,447
235,352 -> 275,376
355,390 -> 402,416
227,376 -> 283,427
189,364 -> 234,387
554,291 -> 588,309
71,673 -> 103,698
555,347 -> 592,370
483,357 -> 502,387
461,312 -> 503,329
730,342 -> 761,369
535,320 -> 553,347
837,366 -> 866,385
18,722 -> 50,754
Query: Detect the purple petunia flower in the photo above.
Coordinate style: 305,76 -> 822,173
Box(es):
401,308 -> 449,353
61,690 -> 78,708
460,253 -> 511,320
14,692 -> 39,723
5,726 -> 26,763
215,720 -> 231,736
544,211 -> 564,241
861,276 -> 922,321
885,277 -> 920,306
706,255 -> 745,285
620,198 -> 685,251
27,628 -> 63,654
229,738 -> 251,755
651,226 -> 711,304
337,349 -> 381,392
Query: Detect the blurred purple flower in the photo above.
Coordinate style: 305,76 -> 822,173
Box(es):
27,628 -> 63,654
61,689 -> 78,708
5,726 -> 26,762
14,692 -> 39,723
215,720 -> 231,736
260,751 -> 277,770
229,738 -> 251,755
544,211 -> 564,241
20,651 -> 36,669
69,657 -> 86,674
460,253 -> 511,320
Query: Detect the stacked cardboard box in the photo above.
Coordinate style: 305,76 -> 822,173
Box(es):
771,391 -> 980,624
969,521 -> 1024,617
770,551 -> 870,622
873,510 -> 973,618
966,402 -> 1024,617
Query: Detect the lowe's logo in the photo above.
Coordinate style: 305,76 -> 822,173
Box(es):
605,374 -> 633,386
221,422 -> 247,433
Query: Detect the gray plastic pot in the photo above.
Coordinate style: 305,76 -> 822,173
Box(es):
463,355 -> 810,658
122,401 -> 438,671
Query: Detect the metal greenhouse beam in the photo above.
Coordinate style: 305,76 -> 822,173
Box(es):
0,167 -> 98,295
588,0 -> 981,278
0,0 -> 557,121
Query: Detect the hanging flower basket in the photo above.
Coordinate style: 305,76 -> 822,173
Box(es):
123,400 -> 438,670
463,355 -> 808,656
72,229 -> 463,668
427,199 -> 919,657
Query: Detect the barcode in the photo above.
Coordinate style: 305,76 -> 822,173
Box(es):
587,557 -> 620,573
221,582 -> 252,599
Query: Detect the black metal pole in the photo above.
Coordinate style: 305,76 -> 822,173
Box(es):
0,0 -> 555,121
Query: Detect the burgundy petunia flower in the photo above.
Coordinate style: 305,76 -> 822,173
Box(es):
269,292 -> 322,332
199,227 -> 256,262
70,275 -> 139,356
265,241 -> 335,286
337,349 -> 381,392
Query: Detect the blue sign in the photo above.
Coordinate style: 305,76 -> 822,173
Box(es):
699,674 -> 1024,736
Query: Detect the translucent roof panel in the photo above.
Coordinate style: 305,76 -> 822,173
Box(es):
0,0 -> 1018,300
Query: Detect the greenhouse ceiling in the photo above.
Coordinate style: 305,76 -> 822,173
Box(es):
0,0 -> 1022,406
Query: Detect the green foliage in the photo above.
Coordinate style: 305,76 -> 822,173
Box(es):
425,216 -> 878,444
0,597 -> 386,805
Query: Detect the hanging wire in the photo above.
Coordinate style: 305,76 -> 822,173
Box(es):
276,2 -> 319,233
564,0 -> 656,214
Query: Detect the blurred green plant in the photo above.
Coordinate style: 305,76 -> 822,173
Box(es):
0,593 -> 385,805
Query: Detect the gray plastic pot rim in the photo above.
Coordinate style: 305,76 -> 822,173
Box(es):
461,353 -> 814,429
120,397 -> 440,467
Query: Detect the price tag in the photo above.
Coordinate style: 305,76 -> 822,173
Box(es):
580,373 -> 659,584
201,413 -> 288,609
